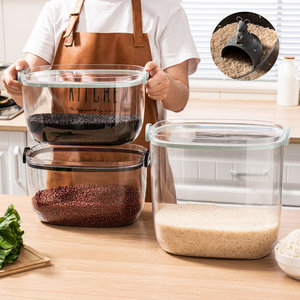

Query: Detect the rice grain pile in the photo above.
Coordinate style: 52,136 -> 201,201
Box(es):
210,22 -> 278,79
155,204 -> 279,259
276,229 -> 300,258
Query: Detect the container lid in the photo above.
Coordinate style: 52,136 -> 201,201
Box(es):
146,119 -> 290,150
19,64 -> 149,88
24,144 -> 150,172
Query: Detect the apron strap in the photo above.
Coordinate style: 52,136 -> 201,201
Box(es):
63,0 -> 144,48
63,0 -> 85,47
132,0 -> 144,47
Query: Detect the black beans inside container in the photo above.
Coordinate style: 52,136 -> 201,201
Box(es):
32,184 -> 143,227
27,113 -> 141,145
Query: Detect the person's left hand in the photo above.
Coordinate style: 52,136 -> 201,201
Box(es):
144,61 -> 170,101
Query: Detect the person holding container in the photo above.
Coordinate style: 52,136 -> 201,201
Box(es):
2,0 -> 200,203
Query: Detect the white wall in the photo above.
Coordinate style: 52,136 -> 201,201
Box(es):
0,0 -> 48,63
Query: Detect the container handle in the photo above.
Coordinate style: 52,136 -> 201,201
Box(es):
143,70 -> 150,84
145,123 -> 152,142
17,68 -> 25,84
144,150 -> 150,167
23,147 -> 30,164
230,170 -> 268,177
284,126 -> 290,146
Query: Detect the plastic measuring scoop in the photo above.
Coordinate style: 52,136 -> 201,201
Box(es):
221,16 -> 263,70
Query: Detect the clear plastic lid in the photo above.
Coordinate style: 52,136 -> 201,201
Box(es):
19,64 -> 148,88
146,119 -> 290,150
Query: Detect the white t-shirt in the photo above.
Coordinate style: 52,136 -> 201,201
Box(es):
23,0 -> 200,75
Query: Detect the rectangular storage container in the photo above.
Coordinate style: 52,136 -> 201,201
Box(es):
146,119 -> 290,259
19,64 -> 148,145
23,144 -> 149,227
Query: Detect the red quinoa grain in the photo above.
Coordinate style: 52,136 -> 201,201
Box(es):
32,184 -> 143,226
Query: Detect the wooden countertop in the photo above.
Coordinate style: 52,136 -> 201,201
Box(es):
0,194 -> 299,299
0,111 -> 27,132
0,91 -> 27,131
167,99 -> 300,143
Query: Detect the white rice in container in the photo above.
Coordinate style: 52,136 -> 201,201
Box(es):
210,22 -> 278,80
276,229 -> 300,258
155,204 -> 280,259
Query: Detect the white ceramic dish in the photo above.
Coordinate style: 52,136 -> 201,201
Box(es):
275,246 -> 300,280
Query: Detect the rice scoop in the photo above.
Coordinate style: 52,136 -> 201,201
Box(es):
221,16 -> 263,70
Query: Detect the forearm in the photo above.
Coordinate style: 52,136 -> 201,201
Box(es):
160,74 -> 189,112
145,60 -> 190,114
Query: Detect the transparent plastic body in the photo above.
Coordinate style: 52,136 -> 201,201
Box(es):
147,119 -> 289,259
20,64 -> 147,145
24,144 -> 149,227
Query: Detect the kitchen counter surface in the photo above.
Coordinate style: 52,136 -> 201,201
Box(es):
2,99 -> 300,142
0,194 -> 299,300
167,99 -> 300,143
0,111 -> 27,132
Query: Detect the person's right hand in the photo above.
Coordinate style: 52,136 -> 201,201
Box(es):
1,59 -> 29,106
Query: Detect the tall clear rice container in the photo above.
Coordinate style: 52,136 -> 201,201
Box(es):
146,119 -> 290,259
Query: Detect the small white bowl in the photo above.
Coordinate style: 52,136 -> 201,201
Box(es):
275,246 -> 300,280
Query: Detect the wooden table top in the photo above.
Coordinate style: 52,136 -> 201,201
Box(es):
0,194 -> 299,299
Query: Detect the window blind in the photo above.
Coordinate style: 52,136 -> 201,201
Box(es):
180,0 -> 300,81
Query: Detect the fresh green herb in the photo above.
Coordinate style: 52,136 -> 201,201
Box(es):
0,204 -> 24,268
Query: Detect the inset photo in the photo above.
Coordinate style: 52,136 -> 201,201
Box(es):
210,12 -> 279,80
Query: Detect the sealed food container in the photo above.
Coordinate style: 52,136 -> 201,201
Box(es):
146,119 -> 290,259
18,64 -> 148,145
23,144 -> 150,227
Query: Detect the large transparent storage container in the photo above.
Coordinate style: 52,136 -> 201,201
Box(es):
19,64 -> 148,145
146,119 -> 290,259
23,144 -> 150,227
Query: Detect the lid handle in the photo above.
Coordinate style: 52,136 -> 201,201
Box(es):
22,147 -> 30,164
144,150 -> 150,167
18,68 -> 25,84
230,170 -> 268,177
145,123 -> 152,142
143,70 -> 150,84
284,126 -> 290,146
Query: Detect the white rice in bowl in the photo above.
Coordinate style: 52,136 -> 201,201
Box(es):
276,229 -> 300,258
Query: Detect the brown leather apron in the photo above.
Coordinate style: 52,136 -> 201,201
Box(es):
46,0 -> 164,202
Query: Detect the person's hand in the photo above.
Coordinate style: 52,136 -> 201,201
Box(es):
2,59 -> 29,100
144,61 -> 170,101
144,60 -> 189,112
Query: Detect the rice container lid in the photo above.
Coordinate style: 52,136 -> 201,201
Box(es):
18,64 -> 149,88
145,119 -> 290,150
23,144 -> 150,172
